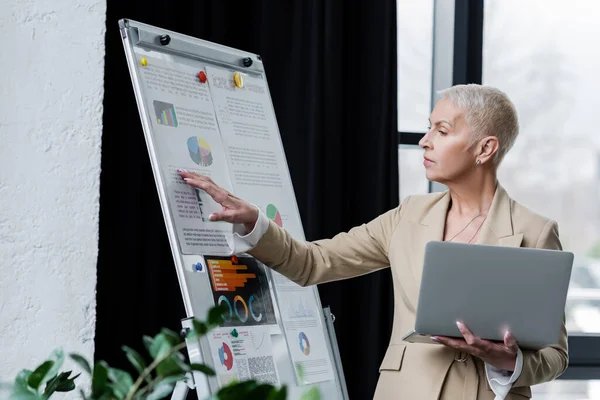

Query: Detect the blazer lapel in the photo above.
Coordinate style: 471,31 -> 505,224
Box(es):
476,184 -> 523,248
403,192 -> 450,310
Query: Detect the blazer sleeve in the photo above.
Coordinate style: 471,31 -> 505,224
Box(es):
246,197 -> 409,287
514,220 -> 569,387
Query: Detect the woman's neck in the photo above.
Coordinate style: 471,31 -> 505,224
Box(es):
447,172 -> 498,217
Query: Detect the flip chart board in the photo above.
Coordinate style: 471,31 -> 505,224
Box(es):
118,19 -> 348,400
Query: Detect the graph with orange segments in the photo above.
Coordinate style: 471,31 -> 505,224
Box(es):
204,256 -> 277,327
207,259 -> 257,292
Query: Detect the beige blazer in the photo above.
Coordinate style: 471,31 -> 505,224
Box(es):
247,185 -> 568,399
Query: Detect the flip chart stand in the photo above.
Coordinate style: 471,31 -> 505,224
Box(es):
119,18 -> 349,400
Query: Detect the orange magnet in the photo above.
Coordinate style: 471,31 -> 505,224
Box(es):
233,72 -> 243,88
140,57 -> 148,67
198,71 -> 207,83
231,255 -> 239,264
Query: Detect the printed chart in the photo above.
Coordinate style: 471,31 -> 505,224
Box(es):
187,136 -> 214,167
205,256 -> 277,327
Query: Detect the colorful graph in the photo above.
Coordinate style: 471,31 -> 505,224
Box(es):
207,259 -> 257,292
298,332 -> 310,355
218,342 -> 234,371
153,100 -> 178,127
205,256 -> 277,327
266,204 -> 283,227
187,136 -> 214,167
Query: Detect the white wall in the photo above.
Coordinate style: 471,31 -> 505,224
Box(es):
0,0 -> 106,393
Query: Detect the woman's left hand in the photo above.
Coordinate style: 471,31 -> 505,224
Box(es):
432,321 -> 519,371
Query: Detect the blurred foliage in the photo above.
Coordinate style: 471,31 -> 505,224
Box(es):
6,304 -> 320,400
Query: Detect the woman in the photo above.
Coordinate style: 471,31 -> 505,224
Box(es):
178,84 -> 568,399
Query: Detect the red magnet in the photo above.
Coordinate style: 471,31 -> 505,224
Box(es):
231,255 -> 239,264
198,71 -> 207,83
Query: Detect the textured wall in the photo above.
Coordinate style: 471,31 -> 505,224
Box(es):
0,0 -> 106,394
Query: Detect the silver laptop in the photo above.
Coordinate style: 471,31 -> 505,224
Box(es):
403,241 -> 573,350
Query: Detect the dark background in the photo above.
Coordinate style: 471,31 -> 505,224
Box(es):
96,1 -> 398,399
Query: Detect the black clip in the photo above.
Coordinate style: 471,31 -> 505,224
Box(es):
242,57 -> 253,67
159,34 -> 171,46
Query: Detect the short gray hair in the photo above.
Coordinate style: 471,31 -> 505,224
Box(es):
438,84 -> 519,165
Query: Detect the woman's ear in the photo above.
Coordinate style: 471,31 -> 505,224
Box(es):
477,136 -> 499,165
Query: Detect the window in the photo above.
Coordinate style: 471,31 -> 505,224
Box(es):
397,0 -> 434,199
532,380 -> 600,400
483,0 -> 600,336
483,0 -> 600,392
399,145 -> 429,203
397,0 -> 434,133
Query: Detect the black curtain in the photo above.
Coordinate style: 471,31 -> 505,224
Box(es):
96,2 -> 398,399
453,0 -> 484,85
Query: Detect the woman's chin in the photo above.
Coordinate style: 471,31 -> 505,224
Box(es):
425,170 -> 438,182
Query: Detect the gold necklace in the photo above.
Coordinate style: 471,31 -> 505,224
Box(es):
447,204 -> 491,243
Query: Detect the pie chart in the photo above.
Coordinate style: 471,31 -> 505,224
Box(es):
218,342 -> 234,371
187,136 -> 213,167
266,204 -> 283,227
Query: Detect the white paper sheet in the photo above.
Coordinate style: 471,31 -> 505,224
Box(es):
136,55 -> 234,255
208,327 -> 280,388
204,66 -> 335,384
271,272 -> 335,385
204,66 -> 305,240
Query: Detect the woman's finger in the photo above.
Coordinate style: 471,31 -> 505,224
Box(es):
457,321 -> 486,348
503,331 -> 519,353
179,171 -> 238,208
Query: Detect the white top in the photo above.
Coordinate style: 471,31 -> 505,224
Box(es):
231,208 -> 523,400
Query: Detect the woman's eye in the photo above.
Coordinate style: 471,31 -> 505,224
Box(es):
438,130 -> 447,135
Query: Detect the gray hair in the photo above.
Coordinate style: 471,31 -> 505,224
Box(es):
438,84 -> 519,165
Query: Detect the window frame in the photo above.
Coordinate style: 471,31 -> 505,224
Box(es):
397,0 -> 600,379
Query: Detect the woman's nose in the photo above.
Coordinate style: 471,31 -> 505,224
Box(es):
419,132 -> 431,149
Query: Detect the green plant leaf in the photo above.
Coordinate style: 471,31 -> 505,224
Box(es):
70,354 -> 92,375
107,368 -> 133,399
216,380 -> 259,400
190,363 -> 215,376
27,361 -> 54,391
10,370 -> 40,400
191,320 -> 208,336
54,373 -> 79,392
267,386 -> 288,400
42,371 -> 79,398
143,336 -> 154,354
245,384 -> 279,400
44,349 -> 65,387
207,304 -> 227,326
299,387 -> 320,400
146,381 -> 175,400
150,334 -> 184,377
148,334 -> 168,359
121,346 -> 148,377
160,329 -> 182,345
91,362 -> 110,399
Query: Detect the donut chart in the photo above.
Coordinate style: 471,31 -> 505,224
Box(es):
266,204 -> 283,227
298,332 -> 310,355
218,295 -> 232,322
234,295 -> 248,323
249,295 -> 263,322
218,342 -> 234,371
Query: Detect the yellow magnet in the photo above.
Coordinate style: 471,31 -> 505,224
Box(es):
233,72 -> 244,88
140,57 -> 148,66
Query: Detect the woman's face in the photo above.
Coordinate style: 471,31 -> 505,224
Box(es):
419,98 -> 477,184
